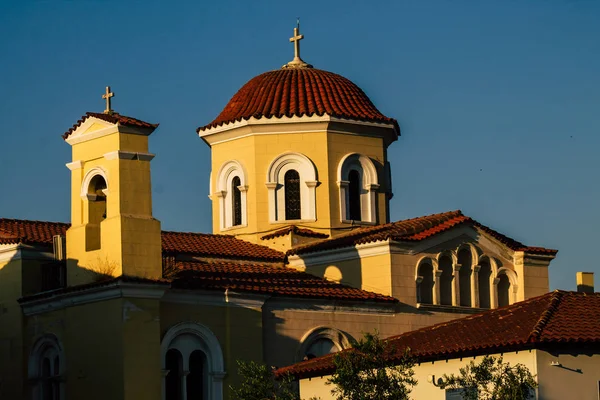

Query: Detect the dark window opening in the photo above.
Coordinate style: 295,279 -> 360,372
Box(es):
417,263 -> 434,304
439,256 -> 454,306
348,169 -> 361,221
284,170 -> 301,220
478,261 -> 492,308
86,175 -> 107,251
41,262 -> 66,292
165,349 -> 183,400
187,350 -> 206,400
232,176 -> 242,226
458,249 -> 472,307
498,274 -> 511,307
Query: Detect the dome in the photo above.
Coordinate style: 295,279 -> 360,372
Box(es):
197,68 -> 400,135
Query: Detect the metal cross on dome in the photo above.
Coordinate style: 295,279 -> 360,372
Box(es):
102,86 -> 114,114
289,19 -> 304,61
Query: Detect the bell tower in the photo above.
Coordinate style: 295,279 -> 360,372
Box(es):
63,87 -> 162,285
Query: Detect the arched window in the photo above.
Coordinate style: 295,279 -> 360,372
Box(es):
497,274 -> 511,307
231,176 -> 242,226
284,169 -> 301,220
215,160 -> 247,230
417,262 -> 434,305
478,260 -> 492,308
29,335 -> 64,400
439,255 -> 454,306
337,153 -> 379,224
348,169 -> 361,221
296,327 -> 353,363
81,168 -> 109,252
161,322 -> 225,400
458,248 -> 472,307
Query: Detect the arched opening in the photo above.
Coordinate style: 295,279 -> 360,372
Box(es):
348,169 -> 361,221
284,169 -> 301,220
165,349 -> 183,400
29,335 -> 64,400
187,350 -> 206,400
305,338 -> 338,360
458,248 -> 472,307
497,274 -> 511,307
478,261 -> 492,308
417,263 -> 434,304
86,174 -> 107,251
231,176 -> 242,226
439,255 -> 454,306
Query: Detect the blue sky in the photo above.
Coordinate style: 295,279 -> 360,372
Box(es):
0,0 -> 598,290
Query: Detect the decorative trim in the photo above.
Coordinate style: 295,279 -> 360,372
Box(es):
28,334 -> 66,400
337,153 -> 379,223
295,326 -> 354,362
80,167 -> 109,199
20,282 -> 167,316
103,150 -> 155,161
215,160 -> 248,230
65,160 -> 84,171
162,289 -> 267,310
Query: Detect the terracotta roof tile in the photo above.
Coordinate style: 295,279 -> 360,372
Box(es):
276,291 -> 600,379
165,259 -> 397,303
161,231 -> 285,262
0,218 -> 69,246
288,210 -> 557,256
62,112 -> 159,139
261,226 -> 329,241
197,68 -> 400,135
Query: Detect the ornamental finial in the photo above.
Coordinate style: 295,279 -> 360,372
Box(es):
282,19 -> 313,69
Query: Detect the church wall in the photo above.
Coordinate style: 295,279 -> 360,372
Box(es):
263,302 -> 477,371
0,256 -> 25,399
24,298 -> 127,400
160,301 -> 264,398
536,349 -> 600,400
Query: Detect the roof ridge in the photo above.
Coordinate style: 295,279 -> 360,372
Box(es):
528,290 -> 565,343
0,217 -> 70,226
161,230 -> 234,238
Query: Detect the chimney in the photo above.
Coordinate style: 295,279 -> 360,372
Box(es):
576,272 -> 594,293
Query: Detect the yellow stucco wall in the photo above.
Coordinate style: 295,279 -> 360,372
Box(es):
209,127 -> 389,247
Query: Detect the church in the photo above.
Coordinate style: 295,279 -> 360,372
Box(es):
0,25 -> 558,400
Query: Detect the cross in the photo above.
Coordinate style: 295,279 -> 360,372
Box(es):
289,19 -> 304,61
102,86 -> 114,114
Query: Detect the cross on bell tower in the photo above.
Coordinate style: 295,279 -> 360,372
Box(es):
283,19 -> 313,69
102,86 -> 114,114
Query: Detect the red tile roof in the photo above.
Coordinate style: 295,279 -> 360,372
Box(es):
161,231 -> 285,262
276,290 -> 600,379
197,68 -> 400,135
288,210 -> 557,256
0,219 -> 284,263
261,226 -> 329,241
0,218 -> 69,246
165,259 -> 397,303
62,112 -> 159,139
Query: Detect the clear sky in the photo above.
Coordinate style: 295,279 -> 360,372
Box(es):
0,0 -> 598,291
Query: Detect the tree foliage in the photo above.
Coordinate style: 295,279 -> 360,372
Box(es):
230,360 -> 299,400
328,331 -> 417,400
438,355 -> 538,400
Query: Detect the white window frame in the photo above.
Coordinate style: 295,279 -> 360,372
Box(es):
160,322 -> 225,400
215,160 -> 248,230
266,152 -> 317,223
295,326 -> 353,362
337,153 -> 379,224
80,167 -> 109,201
28,334 -> 65,400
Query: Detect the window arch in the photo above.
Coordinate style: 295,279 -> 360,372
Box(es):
337,153 -> 379,223
438,254 -> 454,306
266,152 -> 317,222
457,248 -> 472,307
81,168 -> 109,251
496,268 -> 518,308
416,258 -> 435,305
215,160 -> 248,230
478,259 -> 492,308
161,322 -> 225,400
296,327 -> 353,362
28,334 -> 65,400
